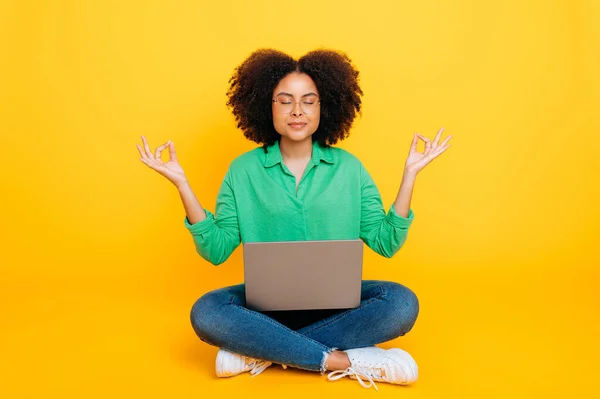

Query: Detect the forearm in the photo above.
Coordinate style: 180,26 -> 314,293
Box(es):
177,182 -> 207,224
393,169 -> 417,218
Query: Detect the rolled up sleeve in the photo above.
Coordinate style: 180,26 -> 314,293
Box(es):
183,169 -> 241,265
359,164 -> 415,258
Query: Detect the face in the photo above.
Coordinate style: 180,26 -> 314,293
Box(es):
271,71 -> 320,142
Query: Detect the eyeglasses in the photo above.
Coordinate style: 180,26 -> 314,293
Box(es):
272,94 -> 320,114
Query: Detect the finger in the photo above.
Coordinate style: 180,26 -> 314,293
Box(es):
139,154 -> 161,171
141,136 -> 153,159
140,157 -> 161,172
417,133 -> 431,155
169,141 -> 178,162
432,127 -> 444,147
428,144 -> 451,160
136,144 -> 148,159
139,156 -> 154,168
410,133 -> 418,152
417,133 -> 430,144
440,134 -> 453,147
154,140 -> 171,160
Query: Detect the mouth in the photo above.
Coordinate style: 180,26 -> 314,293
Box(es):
288,123 -> 307,129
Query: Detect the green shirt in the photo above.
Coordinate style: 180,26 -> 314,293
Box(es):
184,139 -> 415,265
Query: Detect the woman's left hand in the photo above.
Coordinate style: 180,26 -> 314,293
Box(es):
404,127 -> 452,175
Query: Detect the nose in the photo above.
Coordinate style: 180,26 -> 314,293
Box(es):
291,102 -> 303,116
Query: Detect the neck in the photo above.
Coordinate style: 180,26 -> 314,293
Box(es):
279,135 -> 313,162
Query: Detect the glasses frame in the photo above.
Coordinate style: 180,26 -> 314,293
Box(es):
271,94 -> 321,115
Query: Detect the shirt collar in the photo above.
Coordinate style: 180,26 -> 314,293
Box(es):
263,139 -> 334,168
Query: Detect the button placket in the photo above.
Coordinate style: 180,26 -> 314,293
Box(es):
297,162 -> 316,199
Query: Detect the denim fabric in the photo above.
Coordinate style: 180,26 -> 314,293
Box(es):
190,280 -> 419,374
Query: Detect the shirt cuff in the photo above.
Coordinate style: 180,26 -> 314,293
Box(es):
386,204 -> 415,229
183,209 -> 215,235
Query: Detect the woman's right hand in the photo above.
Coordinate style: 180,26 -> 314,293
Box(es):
136,136 -> 188,188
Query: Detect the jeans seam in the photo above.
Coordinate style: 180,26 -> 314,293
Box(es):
231,304 -> 333,353
379,282 -> 387,299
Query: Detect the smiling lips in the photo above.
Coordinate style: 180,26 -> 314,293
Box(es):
288,123 -> 307,129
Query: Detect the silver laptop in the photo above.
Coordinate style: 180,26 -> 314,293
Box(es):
243,239 -> 364,311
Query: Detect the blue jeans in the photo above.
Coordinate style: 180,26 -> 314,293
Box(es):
190,280 -> 419,375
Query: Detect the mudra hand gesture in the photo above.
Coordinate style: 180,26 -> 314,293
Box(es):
136,135 -> 189,188
405,127 -> 452,175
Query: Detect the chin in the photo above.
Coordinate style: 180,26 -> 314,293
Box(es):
282,129 -> 314,141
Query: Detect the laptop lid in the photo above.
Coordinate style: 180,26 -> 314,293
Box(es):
243,239 -> 364,311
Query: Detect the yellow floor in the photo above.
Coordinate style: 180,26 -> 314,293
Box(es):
2,264 -> 597,398
2,0 -> 598,397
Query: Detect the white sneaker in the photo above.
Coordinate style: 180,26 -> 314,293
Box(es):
215,348 -> 288,378
326,346 -> 418,390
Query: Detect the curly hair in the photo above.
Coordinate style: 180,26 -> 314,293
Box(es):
225,48 -> 364,151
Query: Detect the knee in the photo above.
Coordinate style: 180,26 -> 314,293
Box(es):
380,282 -> 420,336
190,290 -> 230,344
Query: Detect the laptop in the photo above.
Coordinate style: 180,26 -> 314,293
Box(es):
243,239 -> 364,311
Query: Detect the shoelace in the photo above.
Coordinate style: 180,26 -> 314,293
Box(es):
249,360 -> 288,377
327,366 -> 380,391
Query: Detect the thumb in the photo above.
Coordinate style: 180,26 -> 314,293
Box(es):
169,141 -> 178,162
410,133 -> 418,152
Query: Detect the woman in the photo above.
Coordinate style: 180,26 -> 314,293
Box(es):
136,48 -> 452,390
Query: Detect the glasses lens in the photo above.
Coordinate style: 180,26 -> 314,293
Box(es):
275,95 -> 293,114
301,95 -> 319,113
274,95 -> 319,114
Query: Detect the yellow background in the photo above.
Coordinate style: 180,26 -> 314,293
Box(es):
1,0 -> 598,397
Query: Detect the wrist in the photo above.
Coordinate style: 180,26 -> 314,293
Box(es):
403,167 -> 418,181
175,180 -> 190,191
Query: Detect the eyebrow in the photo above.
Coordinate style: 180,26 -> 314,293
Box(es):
275,92 -> 319,98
